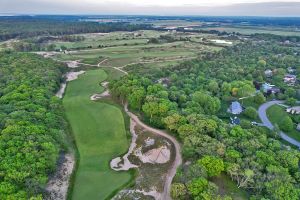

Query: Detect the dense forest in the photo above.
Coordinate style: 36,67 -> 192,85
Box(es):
0,17 -> 152,41
109,40 -> 300,199
0,52 -> 67,199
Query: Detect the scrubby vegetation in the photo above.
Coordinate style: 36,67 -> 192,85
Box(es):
0,52 -> 67,199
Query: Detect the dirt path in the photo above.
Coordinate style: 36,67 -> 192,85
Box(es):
124,103 -> 182,200
97,59 -> 108,67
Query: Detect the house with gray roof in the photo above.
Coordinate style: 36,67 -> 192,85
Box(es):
229,101 -> 243,115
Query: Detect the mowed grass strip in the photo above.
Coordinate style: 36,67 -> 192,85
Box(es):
63,69 -> 131,200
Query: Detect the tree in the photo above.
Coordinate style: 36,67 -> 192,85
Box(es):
243,107 -> 258,119
207,80 -> 219,95
226,164 -> 254,188
128,87 -> 145,110
254,92 -> 266,104
197,156 -> 224,177
285,88 -> 296,98
187,177 -> 208,197
237,84 -> 255,98
279,116 -> 293,132
286,98 -> 297,106
221,82 -> 231,96
171,183 -> 187,200
265,180 -> 300,200
163,114 -> 186,132
178,124 -> 197,139
192,92 -> 221,114
257,59 -> 267,67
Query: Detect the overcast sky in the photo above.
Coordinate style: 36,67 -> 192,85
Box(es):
1,0 -> 300,16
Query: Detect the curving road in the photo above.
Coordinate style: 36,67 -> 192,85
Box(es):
124,104 -> 182,200
258,100 -> 300,148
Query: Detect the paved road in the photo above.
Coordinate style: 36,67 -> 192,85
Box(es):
125,104 -> 182,200
258,100 -> 300,148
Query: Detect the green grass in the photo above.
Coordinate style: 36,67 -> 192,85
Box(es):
211,173 -> 248,200
199,26 -> 300,36
267,105 -> 300,142
103,67 -> 126,81
63,69 -> 132,200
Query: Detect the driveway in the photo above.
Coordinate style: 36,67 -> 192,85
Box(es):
258,100 -> 300,148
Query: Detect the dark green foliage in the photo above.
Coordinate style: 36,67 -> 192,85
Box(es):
0,18 -> 152,41
110,39 -> 300,199
280,116 -> 294,132
0,52 -> 66,199
243,107 -> 258,119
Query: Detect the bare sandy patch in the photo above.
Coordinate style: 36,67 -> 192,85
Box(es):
55,71 -> 85,98
66,71 -> 85,81
90,81 -> 110,100
35,51 -> 58,58
64,60 -> 81,68
101,81 -> 109,87
45,153 -> 75,200
135,146 -> 170,164
110,120 -> 139,171
113,188 -> 161,200
56,83 -> 67,99
90,90 -> 110,100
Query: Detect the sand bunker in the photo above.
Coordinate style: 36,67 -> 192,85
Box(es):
113,188 -> 161,200
90,91 -> 110,100
35,51 -> 58,58
210,39 -> 233,45
90,81 -> 110,100
66,71 -> 85,81
65,60 -> 81,68
55,71 -> 85,98
110,121 -> 139,171
135,146 -> 170,164
45,154 -> 75,200
101,81 -> 109,88
56,83 -> 67,99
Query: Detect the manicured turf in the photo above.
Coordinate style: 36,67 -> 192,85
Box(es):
267,105 -> 300,141
63,69 -> 131,200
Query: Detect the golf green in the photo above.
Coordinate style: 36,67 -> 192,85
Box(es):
63,69 -> 131,200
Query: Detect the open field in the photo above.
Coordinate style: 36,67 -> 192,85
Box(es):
267,105 -> 300,141
63,69 -> 132,199
50,30 -> 225,74
198,26 -> 300,36
49,30 -> 162,49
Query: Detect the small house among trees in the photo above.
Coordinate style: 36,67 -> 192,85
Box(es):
286,106 -> 300,114
229,101 -> 243,115
264,69 -> 273,77
284,74 -> 297,85
262,83 -> 280,94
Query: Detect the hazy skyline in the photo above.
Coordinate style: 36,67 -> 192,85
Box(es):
1,0 -> 300,16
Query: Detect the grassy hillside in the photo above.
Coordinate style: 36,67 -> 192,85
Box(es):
63,69 -> 131,199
